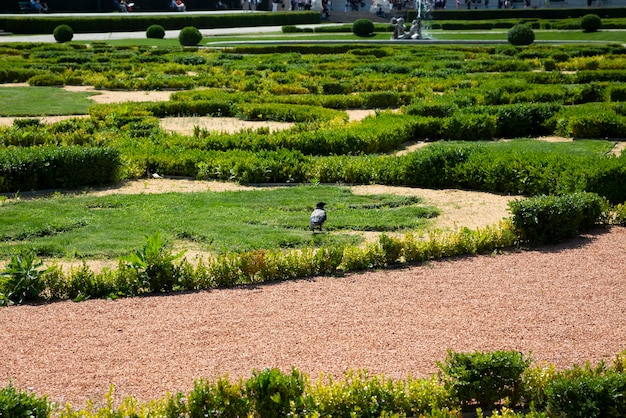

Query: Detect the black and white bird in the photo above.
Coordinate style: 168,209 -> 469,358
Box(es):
309,202 -> 327,232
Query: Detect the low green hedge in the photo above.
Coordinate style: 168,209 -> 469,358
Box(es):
0,146 -> 120,193
2,350 -> 626,417
0,12 -> 320,35
508,192 -> 607,246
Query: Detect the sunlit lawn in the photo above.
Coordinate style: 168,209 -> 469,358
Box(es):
0,186 -> 438,259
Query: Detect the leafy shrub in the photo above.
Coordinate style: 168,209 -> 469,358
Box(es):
0,252 -> 55,305
509,192 -> 607,246
581,14 -> 602,33
546,370 -> 626,417
0,382 -> 50,417
146,24 -> 165,39
188,377 -> 250,418
507,24 -> 535,46
0,146 -> 121,193
178,26 -> 203,46
437,350 -> 531,411
353,18 -> 375,37
245,368 -> 308,416
53,24 -> 74,43
121,232 -> 185,293
27,73 -> 64,86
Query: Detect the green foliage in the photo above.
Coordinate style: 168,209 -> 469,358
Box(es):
437,350 -> 532,411
0,382 -> 50,417
188,376 -> 250,418
53,24 -> 74,43
545,367 -> 626,417
611,202 -> 626,226
27,73 -> 65,87
0,146 -> 121,193
121,232 -> 185,293
509,192 -> 607,246
178,26 -> 203,46
353,18 -> 375,37
245,367 -> 308,416
0,252 -> 55,305
146,24 -> 165,39
581,14 -> 602,33
507,25 -> 535,46
309,370 -> 453,416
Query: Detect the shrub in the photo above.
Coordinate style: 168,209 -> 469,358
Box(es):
507,24 -> 535,46
53,24 -> 74,43
509,192 -> 607,246
27,73 -> 64,86
0,252 -> 55,305
188,377 -> 250,418
0,146 -> 121,193
0,382 -> 50,417
146,24 -> 165,39
121,232 -> 185,293
245,368 -> 308,416
437,350 -> 531,411
353,18 -> 375,37
178,26 -> 203,46
581,14 -> 602,33
546,370 -> 626,417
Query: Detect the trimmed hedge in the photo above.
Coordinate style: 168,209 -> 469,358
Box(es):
0,146 -> 120,193
508,192 -> 607,246
0,12 -> 320,35
1,352 -> 625,417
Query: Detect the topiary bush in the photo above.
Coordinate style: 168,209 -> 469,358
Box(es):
581,14 -> 602,33
146,24 -> 165,39
353,18 -> 375,37
508,192 -> 607,246
178,26 -> 203,46
53,24 -> 74,43
438,350 -> 531,412
507,24 -> 535,46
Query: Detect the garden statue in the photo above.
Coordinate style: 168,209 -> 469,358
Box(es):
390,17 -> 407,39
409,18 -> 422,39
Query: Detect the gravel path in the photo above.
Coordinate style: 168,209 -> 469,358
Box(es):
1,227 -> 624,408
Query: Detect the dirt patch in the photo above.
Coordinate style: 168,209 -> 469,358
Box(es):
159,116 -> 294,135
63,85 -> 174,103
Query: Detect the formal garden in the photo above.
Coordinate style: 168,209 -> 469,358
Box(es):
0,10 -> 625,417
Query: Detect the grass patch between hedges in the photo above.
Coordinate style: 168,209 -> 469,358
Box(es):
0,86 -> 96,116
0,185 -> 439,259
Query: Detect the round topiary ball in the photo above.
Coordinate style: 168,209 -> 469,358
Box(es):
146,24 -> 165,39
178,26 -> 203,46
507,24 -> 535,46
353,19 -> 375,37
53,24 -> 74,43
581,14 -> 602,33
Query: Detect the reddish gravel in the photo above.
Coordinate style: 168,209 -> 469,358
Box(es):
1,227 -> 625,409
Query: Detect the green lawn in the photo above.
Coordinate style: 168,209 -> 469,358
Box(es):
0,86 -> 96,116
65,28 -> 626,47
0,185 -> 438,259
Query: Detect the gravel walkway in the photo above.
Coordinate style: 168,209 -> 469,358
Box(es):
1,227 -> 624,408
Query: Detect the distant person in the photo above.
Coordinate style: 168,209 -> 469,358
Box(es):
30,0 -> 49,12
176,0 -> 187,10
113,0 -> 128,12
